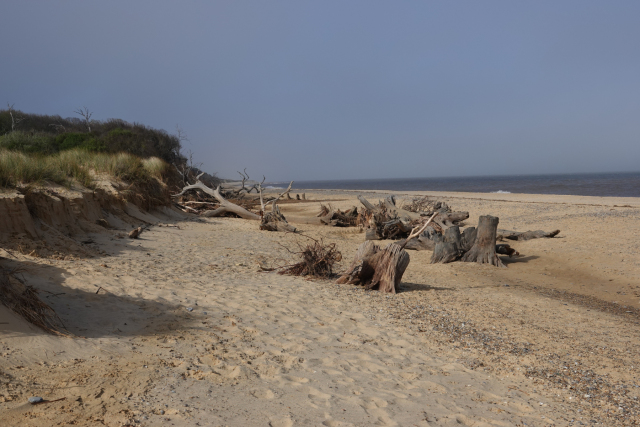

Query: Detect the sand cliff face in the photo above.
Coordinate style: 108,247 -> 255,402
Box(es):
0,184 -> 177,259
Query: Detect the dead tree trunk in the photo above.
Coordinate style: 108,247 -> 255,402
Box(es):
335,241 -> 409,293
400,226 -> 441,251
430,226 -> 462,264
459,227 -> 477,253
461,215 -> 505,267
174,180 -> 261,220
497,229 -> 560,241
337,214 -> 436,293
357,195 -> 379,212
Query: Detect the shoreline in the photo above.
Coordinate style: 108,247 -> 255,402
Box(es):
295,187 -> 640,207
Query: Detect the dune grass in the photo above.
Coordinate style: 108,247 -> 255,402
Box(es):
0,148 -> 171,193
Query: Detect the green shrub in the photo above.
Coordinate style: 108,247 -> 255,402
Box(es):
0,108 -> 183,163
0,131 -> 58,154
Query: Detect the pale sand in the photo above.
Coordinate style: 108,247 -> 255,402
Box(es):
1,189 -> 639,426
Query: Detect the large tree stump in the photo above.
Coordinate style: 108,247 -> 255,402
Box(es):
336,240 -> 380,285
336,241 -> 409,293
461,215 -> 505,267
430,226 -> 462,264
459,226 -> 477,253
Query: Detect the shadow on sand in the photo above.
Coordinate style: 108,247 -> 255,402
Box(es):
399,282 -> 453,293
0,257 -> 189,340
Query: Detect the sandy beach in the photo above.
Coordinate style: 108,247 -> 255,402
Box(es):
1,189 -> 640,426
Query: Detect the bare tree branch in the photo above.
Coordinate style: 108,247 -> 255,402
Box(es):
6,103 -> 25,132
74,106 -> 93,132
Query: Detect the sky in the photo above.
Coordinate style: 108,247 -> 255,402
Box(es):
1,1 -> 639,181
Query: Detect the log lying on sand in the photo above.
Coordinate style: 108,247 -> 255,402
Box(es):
317,205 -> 359,227
496,244 -> 519,257
336,214 -> 436,293
174,179 -> 261,220
497,229 -> 561,241
461,215 -> 505,267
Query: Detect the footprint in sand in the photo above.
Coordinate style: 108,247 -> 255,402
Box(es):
250,388 -> 276,399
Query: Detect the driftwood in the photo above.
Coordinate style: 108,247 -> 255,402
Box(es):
259,181 -> 296,232
496,244 -> 519,257
317,205 -> 359,227
497,229 -> 560,241
336,214 -> 435,293
357,194 -> 468,240
399,226 -> 441,251
279,237 -> 341,277
174,179 -> 261,220
459,227 -> 477,253
129,227 -> 142,239
461,215 -> 505,267
430,226 -> 462,264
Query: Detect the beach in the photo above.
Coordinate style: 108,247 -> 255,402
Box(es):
1,189 -> 640,426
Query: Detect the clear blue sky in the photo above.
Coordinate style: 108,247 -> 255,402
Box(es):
1,1 -> 639,181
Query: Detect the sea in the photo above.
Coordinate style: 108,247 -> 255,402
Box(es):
270,172 -> 640,198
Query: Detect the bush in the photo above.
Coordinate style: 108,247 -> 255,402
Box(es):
0,108 -> 182,163
0,131 -> 58,154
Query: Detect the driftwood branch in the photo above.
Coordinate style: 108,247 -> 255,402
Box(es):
173,181 -> 260,220
399,213 -> 437,249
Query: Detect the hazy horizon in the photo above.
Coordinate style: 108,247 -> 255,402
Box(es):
2,1 -> 639,181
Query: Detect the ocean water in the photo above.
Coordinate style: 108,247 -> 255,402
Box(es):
274,172 -> 640,198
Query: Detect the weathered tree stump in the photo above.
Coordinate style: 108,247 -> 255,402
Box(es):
260,205 -> 296,232
461,215 -> 505,267
336,241 -> 409,293
337,214 -> 435,293
459,226 -> 477,253
399,226 -> 441,251
430,226 -> 462,264
336,240 -> 380,285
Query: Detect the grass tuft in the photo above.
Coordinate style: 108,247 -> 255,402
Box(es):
0,149 -> 173,208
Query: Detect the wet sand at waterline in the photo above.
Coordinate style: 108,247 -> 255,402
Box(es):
1,189 -> 640,426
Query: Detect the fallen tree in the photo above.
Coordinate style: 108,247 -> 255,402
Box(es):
174,176 -> 261,220
173,173 -> 298,232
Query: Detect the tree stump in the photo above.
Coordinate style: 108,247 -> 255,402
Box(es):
400,226 -> 441,251
336,241 -> 410,293
459,226 -> 477,253
430,226 -> 462,263
461,215 -> 505,267
260,205 -> 296,232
